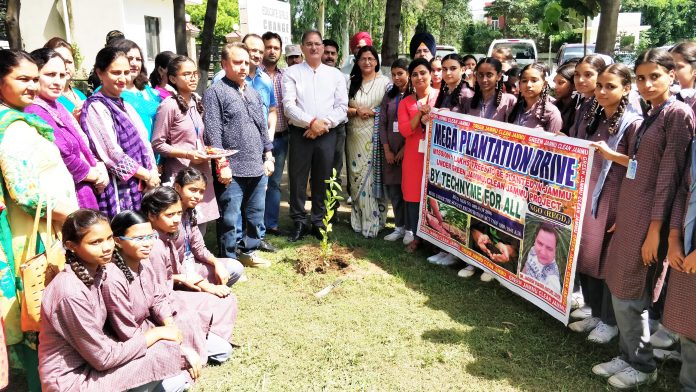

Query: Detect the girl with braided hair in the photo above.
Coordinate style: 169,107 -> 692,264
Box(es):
507,63 -> 563,133
433,54 -> 474,111
594,48 -> 695,390
456,57 -> 517,281
102,210 -> 214,381
567,64 -> 642,345
39,209 -> 192,392
142,187 -> 238,359
553,60 -> 581,135
569,54 -> 607,138
151,55 -> 219,230
173,168 -> 245,287
457,57 -> 516,122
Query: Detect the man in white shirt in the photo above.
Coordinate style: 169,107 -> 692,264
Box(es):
282,29 -> 348,241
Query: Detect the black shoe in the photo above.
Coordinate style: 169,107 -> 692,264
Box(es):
310,224 -> 324,240
288,222 -> 307,242
266,227 -> 283,236
258,240 -> 278,253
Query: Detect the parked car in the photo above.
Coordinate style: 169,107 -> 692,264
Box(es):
556,43 -> 595,67
614,51 -> 637,69
487,39 -> 537,66
436,45 -> 457,58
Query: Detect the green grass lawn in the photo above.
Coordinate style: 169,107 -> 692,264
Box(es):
196,209 -> 680,392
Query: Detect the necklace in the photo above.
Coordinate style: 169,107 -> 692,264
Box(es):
360,75 -> 378,96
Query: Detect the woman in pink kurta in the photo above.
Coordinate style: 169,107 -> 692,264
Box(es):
142,187 -> 238,344
398,58 -> 439,252
39,209 -> 189,392
151,56 -> 218,229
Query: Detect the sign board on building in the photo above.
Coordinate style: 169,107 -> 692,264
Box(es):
239,0 -> 292,47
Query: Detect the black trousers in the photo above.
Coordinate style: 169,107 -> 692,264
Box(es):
579,273 -> 616,325
288,125 -> 338,226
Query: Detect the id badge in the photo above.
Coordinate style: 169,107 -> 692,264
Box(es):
393,121 -> 399,133
183,251 -> 196,274
418,139 -> 426,153
626,159 -> 638,179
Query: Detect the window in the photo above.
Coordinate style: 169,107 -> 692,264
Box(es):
144,16 -> 160,61
490,18 -> 500,30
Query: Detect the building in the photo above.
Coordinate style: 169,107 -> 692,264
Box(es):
19,0 -> 203,78
583,13 -> 650,47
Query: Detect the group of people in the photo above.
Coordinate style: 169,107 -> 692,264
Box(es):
0,22 -> 694,390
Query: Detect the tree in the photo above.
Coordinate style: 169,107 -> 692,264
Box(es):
173,0 -> 188,55
595,0 -> 619,54
622,0 -> 696,46
381,0 -> 402,66
5,0 -> 21,49
187,0 -> 239,44
196,0 -> 218,95
461,22 -> 503,54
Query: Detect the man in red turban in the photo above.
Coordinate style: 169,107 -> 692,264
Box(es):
349,32 -> 372,56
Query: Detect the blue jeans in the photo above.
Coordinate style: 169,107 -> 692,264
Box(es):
218,175 -> 267,257
264,132 -> 289,229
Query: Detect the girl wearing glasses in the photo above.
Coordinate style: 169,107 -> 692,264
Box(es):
152,56 -> 218,232
39,209 -> 192,392
105,210 -> 207,381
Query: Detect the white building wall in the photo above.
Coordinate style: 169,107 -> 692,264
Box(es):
469,0 -> 488,22
122,0 -> 176,73
20,0 -> 176,78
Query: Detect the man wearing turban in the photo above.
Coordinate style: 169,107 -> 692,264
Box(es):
349,32 -> 373,56
409,32 -> 436,60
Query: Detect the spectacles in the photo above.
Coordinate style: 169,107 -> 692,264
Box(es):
118,232 -> 159,243
180,72 -> 200,80
359,58 -> 377,64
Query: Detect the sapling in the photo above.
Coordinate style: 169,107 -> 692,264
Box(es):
320,169 -> 343,262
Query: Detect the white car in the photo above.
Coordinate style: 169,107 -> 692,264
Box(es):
487,39 -> 538,66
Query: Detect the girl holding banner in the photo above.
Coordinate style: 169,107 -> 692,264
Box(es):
592,48 -> 695,390
568,64 -> 642,345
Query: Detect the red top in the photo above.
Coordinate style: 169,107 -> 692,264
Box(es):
398,90 -> 439,202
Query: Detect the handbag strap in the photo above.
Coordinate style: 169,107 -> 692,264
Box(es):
24,193 -> 44,262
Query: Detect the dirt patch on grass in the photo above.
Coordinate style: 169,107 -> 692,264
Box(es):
286,244 -> 356,275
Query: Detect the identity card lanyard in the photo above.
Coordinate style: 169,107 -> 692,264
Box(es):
392,93 -> 403,133
189,109 -> 202,150
627,97 -> 674,179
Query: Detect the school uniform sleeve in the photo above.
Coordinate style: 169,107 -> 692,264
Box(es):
651,105 -> 696,221
101,275 -> 143,341
190,225 -> 214,262
670,168 -> 689,231
378,95 -> 390,146
151,99 -> 176,156
143,262 -> 176,323
53,295 -> 147,371
546,104 -> 563,134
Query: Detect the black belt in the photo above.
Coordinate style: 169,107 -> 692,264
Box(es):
275,129 -> 289,137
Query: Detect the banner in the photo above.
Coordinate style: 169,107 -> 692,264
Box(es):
418,111 -> 594,324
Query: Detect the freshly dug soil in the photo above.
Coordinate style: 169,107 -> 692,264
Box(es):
285,244 -> 357,275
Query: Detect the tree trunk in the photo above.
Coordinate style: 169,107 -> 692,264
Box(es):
381,0 -> 402,67
173,0 -> 188,56
197,0 -> 218,95
5,0 -> 21,50
595,0 -> 620,54
318,0 -> 325,36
